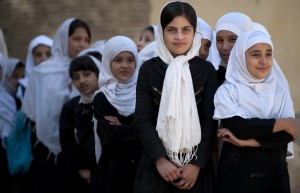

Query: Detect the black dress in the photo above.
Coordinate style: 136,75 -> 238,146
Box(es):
134,56 -> 218,193
92,92 -> 143,193
217,116 -> 292,193
60,96 -> 97,193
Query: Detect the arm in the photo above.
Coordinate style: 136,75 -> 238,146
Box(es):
59,99 -> 80,175
134,65 -> 167,164
190,65 -> 218,169
135,65 -> 180,181
93,93 -> 137,145
222,117 -> 298,149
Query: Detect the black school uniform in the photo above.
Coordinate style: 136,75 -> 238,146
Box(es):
92,92 -> 143,193
60,96 -> 97,193
217,116 -> 292,193
134,56 -> 218,193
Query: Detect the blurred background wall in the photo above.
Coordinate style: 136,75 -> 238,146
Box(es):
1,0 -> 299,192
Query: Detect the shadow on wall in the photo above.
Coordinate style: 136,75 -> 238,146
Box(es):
288,113 -> 300,193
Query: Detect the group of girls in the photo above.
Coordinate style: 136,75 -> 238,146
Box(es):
0,1 -> 299,193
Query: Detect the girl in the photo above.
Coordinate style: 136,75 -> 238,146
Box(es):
137,25 -> 157,52
197,18 -> 213,60
60,54 -> 100,193
92,36 -> 142,193
134,1 -> 218,192
208,12 -> 254,85
21,18 -> 91,193
214,30 -> 299,193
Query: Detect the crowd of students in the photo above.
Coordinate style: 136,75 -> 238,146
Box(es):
0,1 -> 299,193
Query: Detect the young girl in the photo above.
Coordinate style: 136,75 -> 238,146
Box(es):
208,12 -> 254,85
134,1 -> 218,192
92,36 -> 142,193
21,18 -> 91,193
197,18 -> 213,60
137,25 -> 157,52
214,30 -> 299,193
60,54 -> 100,193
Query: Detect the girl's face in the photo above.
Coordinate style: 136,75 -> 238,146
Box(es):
32,45 -> 51,65
163,15 -> 194,57
71,70 -> 99,95
199,39 -> 211,60
245,43 -> 273,79
216,30 -> 238,64
110,51 -> 136,83
9,66 -> 25,88
137,29 -> 154,52
68,27 -> 90,59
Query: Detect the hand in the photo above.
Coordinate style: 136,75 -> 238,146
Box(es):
217,128 -> 260,147
79,169 -> 91,184
172,164 -> 200,190
156,157 -> 180,182
105,116 -> 121,125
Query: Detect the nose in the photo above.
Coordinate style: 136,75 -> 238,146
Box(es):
222,41 -> 230,50
175,32 -> 184,40
260,56 -> 267,65
80,40 -> 89,49
41,53 -> 48,62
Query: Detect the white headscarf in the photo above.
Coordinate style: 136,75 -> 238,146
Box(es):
0,52 -> 16,142
213,30 -> 294,122
208,12 -> 254,69
197,18 -> 213,42
19,35 -> 53,88
22,18 -> 76,156
155,2 -> 202,166
1,58 -> 21,97
98,36 -> 138,116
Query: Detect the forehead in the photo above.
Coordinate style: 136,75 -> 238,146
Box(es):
246,43 -> 272,52
167,15 -> 192,27
216,30 -> 237,38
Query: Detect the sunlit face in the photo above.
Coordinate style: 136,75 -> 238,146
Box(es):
163,15 -> 194,57
199,39 -> 211,60
71,70 -> 99,95
110,51 -> 136,83
32,44 -> 51,65
245,43 -> 273,79
68,27 -> 90,59
137,29 -> 154,52
8,66 -> 25,88
216,30 -> 238,64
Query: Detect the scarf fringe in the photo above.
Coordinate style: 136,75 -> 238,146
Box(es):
166,145 -> 198,167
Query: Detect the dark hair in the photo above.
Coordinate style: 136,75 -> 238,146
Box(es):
143,25 -> 155,35
160,1 -> 197,32
69,19 -> 91,42
15,61 -> 25,69
69,55 -> 99,79
85,51 -> 102,62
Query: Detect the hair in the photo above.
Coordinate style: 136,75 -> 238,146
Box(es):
84,51 -> 102,62
15,61 -> 25,69
69,55 -> 99,79
69,19 -> 91,42
160,1 -> 197,32
143,25 -> 154,34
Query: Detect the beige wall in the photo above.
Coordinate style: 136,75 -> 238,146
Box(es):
150,0 -> 300,114
150,1 -> 300,192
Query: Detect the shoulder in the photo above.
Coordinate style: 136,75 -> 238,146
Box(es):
189,57 -> 216,77
63,96 -> 80,109
139,57 -> 163,71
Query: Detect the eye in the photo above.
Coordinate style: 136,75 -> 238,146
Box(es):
229,37 -> 237,43
216,38 -> 223,43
